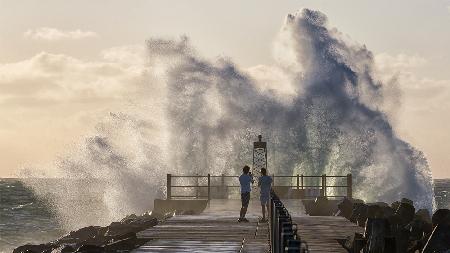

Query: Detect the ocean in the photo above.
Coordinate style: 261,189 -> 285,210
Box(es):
0,178 -> 449,253
0,179 -> 63,253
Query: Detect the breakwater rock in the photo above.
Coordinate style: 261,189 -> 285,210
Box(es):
13,212 -> 158,253
305,197 -> 449,252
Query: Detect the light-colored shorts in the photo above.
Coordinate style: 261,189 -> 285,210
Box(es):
260,194 -> 270,205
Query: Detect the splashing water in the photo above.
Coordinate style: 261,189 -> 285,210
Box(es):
21,9 -> 434,230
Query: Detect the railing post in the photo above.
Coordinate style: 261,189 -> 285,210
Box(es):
301,175 -> 304,190
207,173 -> 211,202
221,173 -> 226,199
321,174 -> 327,197
296,174 -> 299,190
195,174 -> 199,199
347,173 -> 352,199
167,174 -> 172,200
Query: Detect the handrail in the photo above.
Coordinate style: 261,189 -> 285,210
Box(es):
270,190 -> 308,252
166,173 -> 352,200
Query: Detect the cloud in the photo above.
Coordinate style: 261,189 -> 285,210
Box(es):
374,53 -> 450,113
24,27 -> 98,41
0,49 -> 152,105
375,53 -> 427,71
101,45 -> 146,65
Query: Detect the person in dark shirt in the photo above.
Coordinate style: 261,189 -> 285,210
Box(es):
238,165 -> 253,222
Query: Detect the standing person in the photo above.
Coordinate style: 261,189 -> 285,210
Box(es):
238,165 -> 253,222
258,168 -> 272,222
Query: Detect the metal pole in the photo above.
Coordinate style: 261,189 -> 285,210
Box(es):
301,175 -> 304,190
296,174 -> 299,190
347,173 -> 352,199
167,174 -> 172,200
196,174 -> 199,199
321,174 -> 327,197
221,173 -> 225,199
207,174 -> 211,201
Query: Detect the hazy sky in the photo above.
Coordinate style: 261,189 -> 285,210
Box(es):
0,0 -> 449,178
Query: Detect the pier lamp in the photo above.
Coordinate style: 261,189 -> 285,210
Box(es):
253,134 -> 267,178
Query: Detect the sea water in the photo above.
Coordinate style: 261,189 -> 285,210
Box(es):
0,179 -> 63,253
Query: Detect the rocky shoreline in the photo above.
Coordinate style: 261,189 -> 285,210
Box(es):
13,212 -> 163,253
305,197 -> 450,252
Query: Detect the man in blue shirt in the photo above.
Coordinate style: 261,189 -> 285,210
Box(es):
238,165 -> 253,222
258,168 -> 272,222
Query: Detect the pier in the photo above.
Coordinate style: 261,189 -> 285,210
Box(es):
133,174 -> 362,252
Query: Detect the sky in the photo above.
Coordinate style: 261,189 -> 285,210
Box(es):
0,0 -> 449,178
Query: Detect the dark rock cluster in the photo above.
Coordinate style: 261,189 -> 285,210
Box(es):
13,213 -> 158,253
306,197 -> 450,253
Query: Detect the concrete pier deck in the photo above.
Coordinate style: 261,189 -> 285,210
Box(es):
292,216 -> 363,252
133,200 -> 269,253
133,199 -> 362,253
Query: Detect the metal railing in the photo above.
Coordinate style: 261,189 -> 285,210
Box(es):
166,173 -> 352,200
272,174 -> 352,199
270,190 -> 308,252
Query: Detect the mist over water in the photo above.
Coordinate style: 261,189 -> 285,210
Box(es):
21,9 -> 434,230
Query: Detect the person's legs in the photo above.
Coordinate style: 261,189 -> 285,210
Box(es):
239,192 -> 250,221
265,203 -> 269,219
240,206 -> 247,218
260,194 -> 269,221
261,203 -> 266,220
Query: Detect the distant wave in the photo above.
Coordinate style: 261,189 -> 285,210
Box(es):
10,202 -> 33,210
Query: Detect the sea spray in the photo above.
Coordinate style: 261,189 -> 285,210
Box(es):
21,8 -> 434,231
21,111 -> 169,229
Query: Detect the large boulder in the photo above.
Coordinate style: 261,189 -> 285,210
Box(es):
105,216 -> 157,239
50,244 -> 75,253
432,209 -> 450,228
400,198 -> 413,206
104,233 -> 144,252
422,224 -> 450,253
350,203 -> 368,227
307,197 -> 335,216
74,244 -> 104,253
380,206 -> 395,219
339,232 -> 366,252
13,244 -> 56,253
366,204 -> 384,219
57,226 -> 107,245
364,218 -> 391,253
336,198 -> 354,219
416,209 -> 432,224
395,202 -> 415,226
421,209 -> 450,253
393,227 -> 410,253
